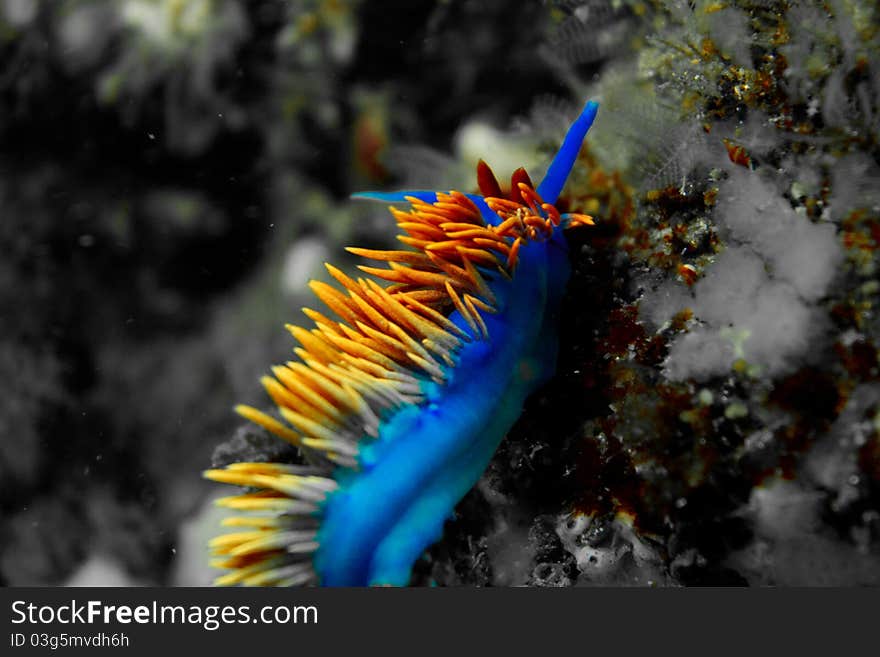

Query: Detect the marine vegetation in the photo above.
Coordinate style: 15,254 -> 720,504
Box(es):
203,101 -> 599,586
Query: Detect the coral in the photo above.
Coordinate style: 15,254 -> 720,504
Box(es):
726,478 -> 880,585
555,512 -> 668,585
664,165 -> 843,381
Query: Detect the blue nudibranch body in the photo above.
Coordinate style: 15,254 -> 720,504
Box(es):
205,101 -> 599,586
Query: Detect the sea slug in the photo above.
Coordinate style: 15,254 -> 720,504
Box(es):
204,100 -> 600,586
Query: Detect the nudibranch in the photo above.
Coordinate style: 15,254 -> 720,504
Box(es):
204,100 -> 599,586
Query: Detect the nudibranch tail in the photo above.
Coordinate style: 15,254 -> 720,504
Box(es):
204,462 -> 331,586
205,100 -> 599,586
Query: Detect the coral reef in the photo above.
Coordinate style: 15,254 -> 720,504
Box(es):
477,0 -> 880,586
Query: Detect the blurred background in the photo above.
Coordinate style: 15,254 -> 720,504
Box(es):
1,0 -> 879,586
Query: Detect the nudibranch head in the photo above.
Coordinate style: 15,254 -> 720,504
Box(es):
204,100 -> 599,586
